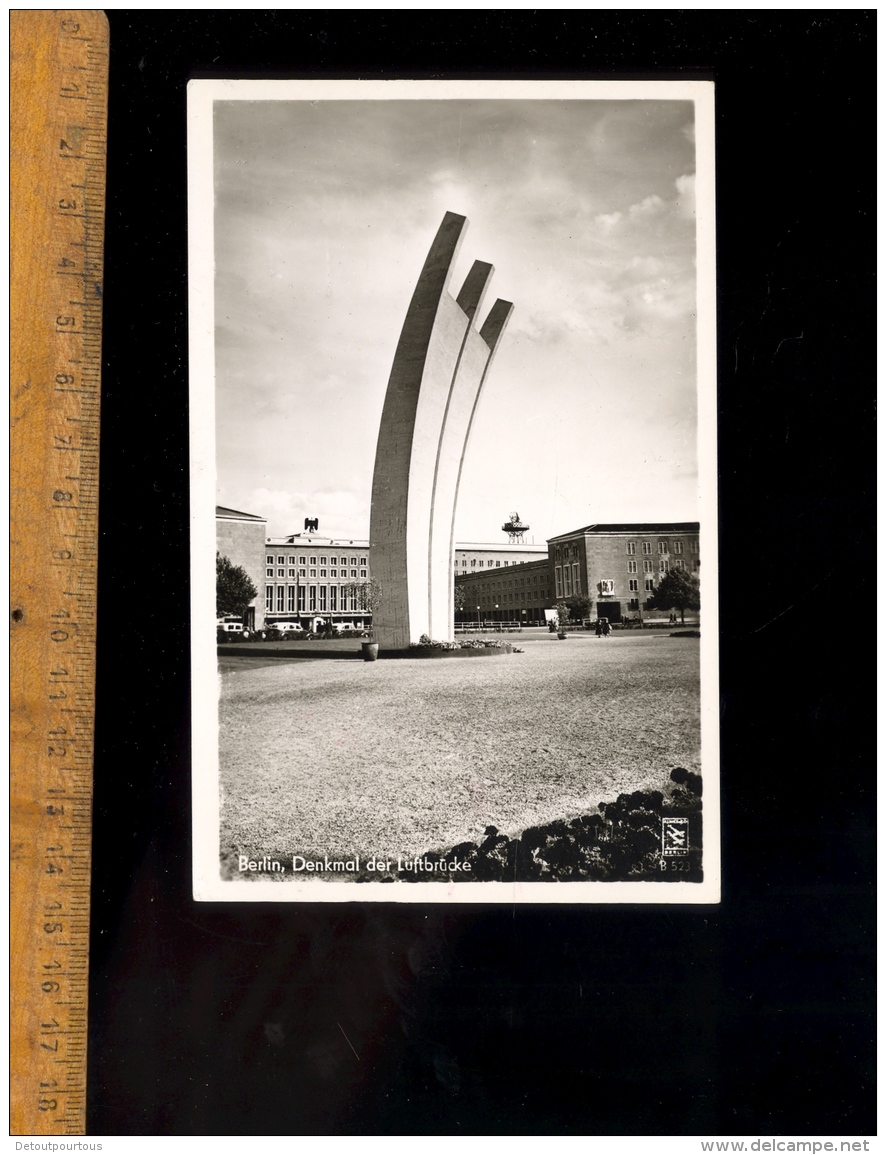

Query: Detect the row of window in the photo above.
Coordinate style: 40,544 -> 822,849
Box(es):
618,560 -> 700,586
475,575 -> 545,588
627,559 -> 693,574
265,547 -> 698,569
552,539 -> 699,562
265,584 -> 363,613
462,571 -> 548,587
459,578 -> 547,587
267,554 -> 367,566
475,592 -> 547,606
460,558 -> 521,568
553,560 -> 702,600
471,582 -> 547,591
552,544 -> 582,561
626,540 -> 697,555
266,566 -> 366,579
471,594 -> 552,605
471,591 -> 677,611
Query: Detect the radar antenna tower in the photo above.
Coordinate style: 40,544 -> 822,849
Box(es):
502,511 -> 529,543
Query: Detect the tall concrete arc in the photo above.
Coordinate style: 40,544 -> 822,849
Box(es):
369,212 -> 513,650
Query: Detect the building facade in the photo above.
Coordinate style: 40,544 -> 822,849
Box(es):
215,506 -> 268,628
454,557 -> 553,625
454,542 -> 547,573
453,522 -> 700,625
548,522 -> 700,623
262,533 -> 372,629
216,507 -> 551,631
216,508 -> 699,632
263,537 -> 543,629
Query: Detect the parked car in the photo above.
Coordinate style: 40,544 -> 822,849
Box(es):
216,620 -> 244,633
333,622 -> 371,636
273,622 -> 305,634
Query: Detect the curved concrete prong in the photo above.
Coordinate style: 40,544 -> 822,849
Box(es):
370,214 -> 513,650
479,298 -> 514,352
442,298 -> 515,632
415,210 -> 468,300
456,260 -> 494,321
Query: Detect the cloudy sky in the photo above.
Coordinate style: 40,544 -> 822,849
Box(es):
213,91 -> 702,543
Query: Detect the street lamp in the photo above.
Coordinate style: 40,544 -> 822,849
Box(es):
476,605 -> 481,630
494,603 -> 499,631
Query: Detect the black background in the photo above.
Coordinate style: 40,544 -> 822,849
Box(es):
88,12 -> 875,1136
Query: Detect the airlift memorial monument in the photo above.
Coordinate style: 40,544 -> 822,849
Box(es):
369,212 -> 513,650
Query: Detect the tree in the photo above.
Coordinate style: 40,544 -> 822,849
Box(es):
453,583 -> 466,613
647,569 -> 700,624
563,593 -> 592,621
554,601 -> 571,628
216,553 -> 257,618
340,578 -> 383,636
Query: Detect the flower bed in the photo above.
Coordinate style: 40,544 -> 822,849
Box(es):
405,643 -> 513,659
354,767 -> 703,883
404,635 -> 514,658
415,634 -> 509,648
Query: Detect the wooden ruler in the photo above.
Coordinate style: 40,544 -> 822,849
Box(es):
10,10 -> 108,1135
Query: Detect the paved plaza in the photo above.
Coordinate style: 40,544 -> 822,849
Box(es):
218,632 -> 701,871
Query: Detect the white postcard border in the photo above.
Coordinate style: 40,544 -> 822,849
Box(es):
188,78 -> 720,904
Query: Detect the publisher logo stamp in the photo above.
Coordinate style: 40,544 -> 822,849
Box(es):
661,817 -> 689,856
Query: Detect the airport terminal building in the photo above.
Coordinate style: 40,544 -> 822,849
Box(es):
547,522 -> 700,623
216,506 -> 555,630
216,507 -> 699,631
455,522 -> 700,625
263,533 -> 372,630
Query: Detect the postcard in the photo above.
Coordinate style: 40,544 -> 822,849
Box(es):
188,80 -> 719,902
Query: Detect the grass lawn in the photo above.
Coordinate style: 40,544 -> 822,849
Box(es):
218,633 -> 701,872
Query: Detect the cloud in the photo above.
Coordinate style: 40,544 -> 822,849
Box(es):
675,172 -> 696,220
628,255 -> 665,277
211,97 -> 703,541
595,211 -> 622,232
628,193 -> 666,219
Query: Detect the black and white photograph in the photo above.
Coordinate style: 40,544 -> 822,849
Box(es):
189,80 -> 719,902
61,11 -> 871,1138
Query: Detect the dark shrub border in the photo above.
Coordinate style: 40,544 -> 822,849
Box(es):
355,768 -> 703,884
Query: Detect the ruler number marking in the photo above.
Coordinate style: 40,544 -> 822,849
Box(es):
11,11 -> 107,1135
